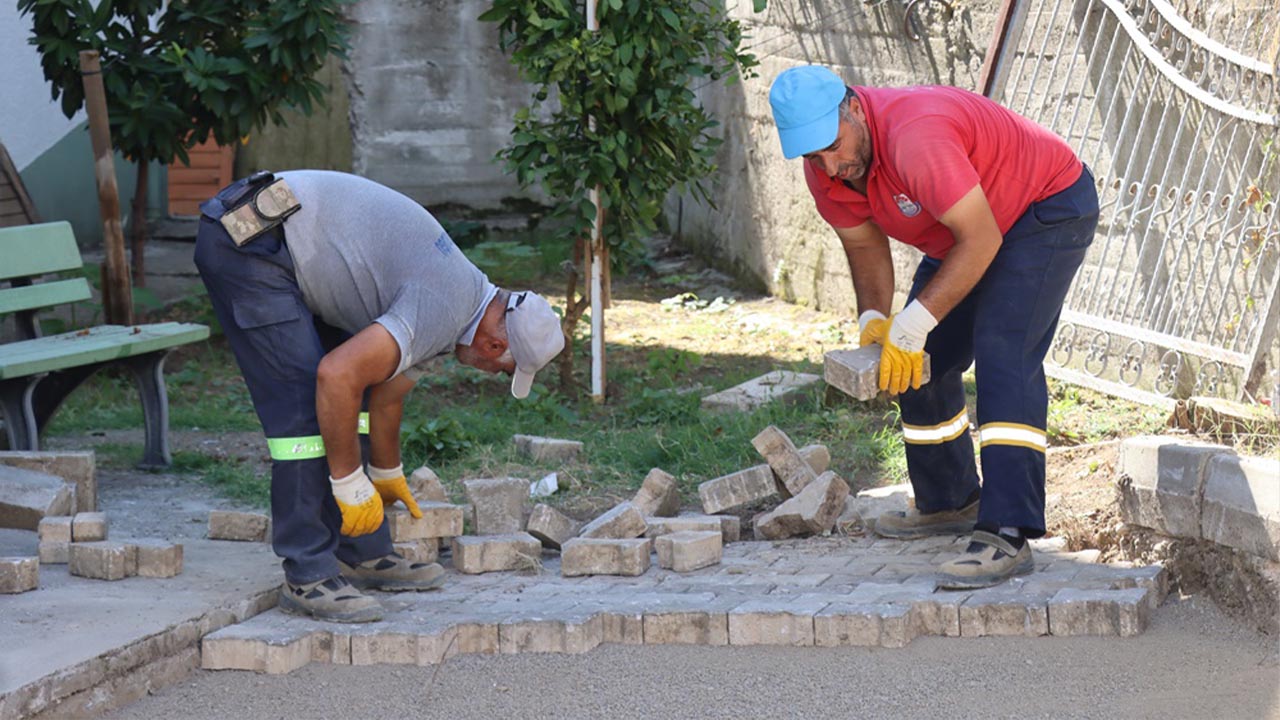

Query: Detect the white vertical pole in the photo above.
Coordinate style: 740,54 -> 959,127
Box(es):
587,0 -> 605,403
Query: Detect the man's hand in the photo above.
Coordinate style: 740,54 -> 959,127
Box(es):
369,464 -> 423,518
878,300 -> 937,394
858,310 -> 891,347
330,467 -> 385,536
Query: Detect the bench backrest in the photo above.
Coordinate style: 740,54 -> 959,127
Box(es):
0,221 -> 92,318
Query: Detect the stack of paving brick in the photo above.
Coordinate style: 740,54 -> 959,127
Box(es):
38,511 -> 183,580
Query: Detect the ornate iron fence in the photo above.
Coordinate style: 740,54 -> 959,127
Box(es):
984,0 -> 1280,407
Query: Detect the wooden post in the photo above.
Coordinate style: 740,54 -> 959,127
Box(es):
79,50 -> 133,325
586,0 -> 606,403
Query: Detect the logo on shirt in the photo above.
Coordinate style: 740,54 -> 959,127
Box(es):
894,194 -> 922,218
434,231 -> 455,256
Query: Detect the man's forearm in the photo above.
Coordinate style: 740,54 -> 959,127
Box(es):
367,374 -> 414,469
845,242 -> 895,316
914,234 -> 1001,320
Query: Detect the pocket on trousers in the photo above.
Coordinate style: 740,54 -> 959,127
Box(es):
232,294 -> 305,380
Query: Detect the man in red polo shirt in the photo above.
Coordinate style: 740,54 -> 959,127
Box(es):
769,66 -> 1098,588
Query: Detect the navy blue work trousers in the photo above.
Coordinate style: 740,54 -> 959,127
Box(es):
897,167 -> 1098,537
193,217 -> 392,584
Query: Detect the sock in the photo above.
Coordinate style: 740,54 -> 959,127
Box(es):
999,526 -> 1021,538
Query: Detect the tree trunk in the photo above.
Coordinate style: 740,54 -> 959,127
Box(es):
559,236 -> 590,394
130,161 -> 149,288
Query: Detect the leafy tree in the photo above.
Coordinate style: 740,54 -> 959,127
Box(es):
20,0 -> 351,285
480,0 -> 760,394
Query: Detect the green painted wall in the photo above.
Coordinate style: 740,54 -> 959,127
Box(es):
20,121 -> 166,249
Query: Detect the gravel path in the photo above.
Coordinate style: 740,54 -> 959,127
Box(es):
110,596 -> 1277,720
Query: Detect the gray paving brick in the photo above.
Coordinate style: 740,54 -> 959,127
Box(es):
513,434 -> 584,463
389,503 -> 465,541
645,514 -> 722,541
202,623 -> 313,674
310,631 -> 353,664
393,539 -> 440,564
1117,435 -> 1230,539
752,425 -> 818,497
1049,587 -> 1150,637
452,533 -> 541,574
132,539 -> 183,578
526,504 -> 582,550
462,477 -> 528,535
72,511 -> 108,542
815,602 -> 914,648
825,345 -> 932,401
0,464 -> 73,530
408,466 -> 449,502
960,590 -> 1049,637
1201,454 -> 1280,561
655,531 -> 722,572
69,541 -> 137,580
38,515 -> 73,543
578,502 -> 647,540
643,610 -> 730,645
700,370 -> 822,413
561,538 -> 651,577
39,540 -> 69,564
0,450 -> 97,513
499,615 -> 603,654
0,556 -> 39,593
207,510 -> 269,542
754,471 -> 850,540
727,598 -> 828,646
632,468 -> 681,517
350,631 -> 419,665
698,464 -> 778,514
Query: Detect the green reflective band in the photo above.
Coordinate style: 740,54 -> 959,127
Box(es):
358,412 -> 370,435
267,436 -> 326,461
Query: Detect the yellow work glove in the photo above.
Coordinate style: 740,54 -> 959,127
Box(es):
368,463 -> 423,519
330,467 -> 385,537
878,300 -> 938,395
858,310 -> 891,347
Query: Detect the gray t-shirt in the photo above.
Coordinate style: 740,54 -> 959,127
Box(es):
277,170 -> 489,377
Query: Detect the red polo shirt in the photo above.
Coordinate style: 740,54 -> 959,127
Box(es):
804,85 -> 1082,259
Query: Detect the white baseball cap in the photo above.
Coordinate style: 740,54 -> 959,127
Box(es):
505,291 -> 565,399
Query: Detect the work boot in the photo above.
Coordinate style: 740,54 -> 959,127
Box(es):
339,553 -> 446,592
278,576 -> 384,623
936,530 -> 1034,589
874,497 -> 979,539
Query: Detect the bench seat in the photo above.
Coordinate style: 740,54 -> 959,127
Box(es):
0,323 -> 209,380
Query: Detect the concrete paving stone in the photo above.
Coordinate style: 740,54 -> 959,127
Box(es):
1117,435 -> 1232,539
643,610 -> 730,645
0,555 -> 39,593
38,515 -> 73,544
462,477 -> 528,535
825,345 -> 932,401
814,602 -> 914,648
645,514 -> 722,542
526,503 -> 581,550
1200,454 -> 1280,561
1104,563 -> 1168,600
0,450 -> 97,513
868,538 -> 912,554
698,464 -> 778,515
202,622 -> 314,674
632,468 -> 681,517
959,590 -> 1049,637
0,464 -> 74,531
843,579 -> 939,603
752,425 -> 819,497
512,434 -> 584,463
499,614 -> 603,654
452,533 -> 542,574
578,501 -> 647,540
595,609 -> 645,644
393,538 -> 440,564
700,370 -> 822,413
728,598 -> 829,646
797,444 -> 832,476
909,594 -> 966,637
72,511 -> 109,542
1049,587 -> 1151,637
349,630 -> 420,665
655,531 -> 723,572
561,538 -> 651,577
69,541 -> 137,580
207,510 -> 269,542
408,466 -> 449,503
714,515 -> 741,544
387,503 -> 464,541
754,471 -> 850,540
131,539 -> 184,578
310,631 -> 353,664
38,539 -> 70,564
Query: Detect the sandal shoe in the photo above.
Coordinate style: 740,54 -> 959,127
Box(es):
278,576 -> 384,623
874,498 -> 979,539
340,553 -> 446,592
937,530 -> 1034,589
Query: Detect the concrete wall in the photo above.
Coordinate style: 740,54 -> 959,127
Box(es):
236,57 -> 354,178
668,0 -> 1002,315
345,0 -> 542,211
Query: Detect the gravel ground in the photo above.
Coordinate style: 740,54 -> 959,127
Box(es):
110,595 -> 1278,720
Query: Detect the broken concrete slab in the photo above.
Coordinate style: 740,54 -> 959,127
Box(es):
408,466 -> 449,503
654,531 -> 722,572
452,533 -> 541,574
0,450 -> 96,512
207,510 -> 270,542
578,502 -> 647,540
72,511 -> 108,542
825,345 -> 931,401
462,477 -> 528,535
512,435 -> 584,463
1200,454 -> 1280,561
561,538 -> 651,577
1117,435 -> 1232,539
526,504 -> 580,550
752,425 -> 818,497
0,556 -> 38,593
631,468 -> 681,517
754,471 -> 851,540
699,370 -> 822,414
68,541 -> 137,581
0,465 -> 74,531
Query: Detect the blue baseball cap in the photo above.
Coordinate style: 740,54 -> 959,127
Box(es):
769,66 -> 848,159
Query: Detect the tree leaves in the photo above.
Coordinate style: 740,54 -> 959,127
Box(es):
16,0 -> 352,164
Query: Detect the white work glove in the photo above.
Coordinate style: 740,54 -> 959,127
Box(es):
330,466 -> 384,537
879,300 -> 938,394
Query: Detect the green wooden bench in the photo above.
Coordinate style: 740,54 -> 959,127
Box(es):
0,221 -> 209,468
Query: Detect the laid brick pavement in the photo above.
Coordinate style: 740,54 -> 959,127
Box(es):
203,536 -> 1167,673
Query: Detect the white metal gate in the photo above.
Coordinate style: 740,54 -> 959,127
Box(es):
982,0 -> 1280,407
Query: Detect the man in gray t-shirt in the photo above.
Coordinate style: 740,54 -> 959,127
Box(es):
194,171 -> 563,623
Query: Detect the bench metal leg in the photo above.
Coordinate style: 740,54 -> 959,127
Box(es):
0,376 -> 43,451
126,351 -> 173,469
